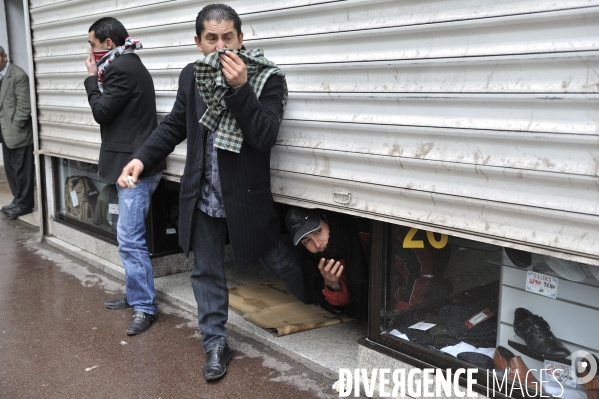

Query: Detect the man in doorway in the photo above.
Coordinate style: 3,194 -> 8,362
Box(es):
84,17 -> 166,336
285,207 -> 370,320
118,4 -> 304,380
0,45 -> 34,220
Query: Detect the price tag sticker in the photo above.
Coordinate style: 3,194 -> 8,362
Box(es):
70,191 -> 79,207
408,322 -> 436,331
108,204 -> 119,215
544,360 -> 576,388
526,271 -> 558,299
463,308 -> 495,329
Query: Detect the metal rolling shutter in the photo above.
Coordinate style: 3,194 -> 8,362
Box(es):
30,0 -> 339,173
30,0 -> 599,263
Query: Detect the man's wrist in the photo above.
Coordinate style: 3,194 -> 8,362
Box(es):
325,281 -> 341,292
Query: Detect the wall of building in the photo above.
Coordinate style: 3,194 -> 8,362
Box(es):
5,0 -> 28,74
0,0 -> 6,167
28,1 -> 599,266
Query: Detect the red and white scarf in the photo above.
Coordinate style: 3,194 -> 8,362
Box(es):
96,37 -> 142,92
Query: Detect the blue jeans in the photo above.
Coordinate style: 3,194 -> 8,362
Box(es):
190,209 -> 305,353
116,172 -> 162,314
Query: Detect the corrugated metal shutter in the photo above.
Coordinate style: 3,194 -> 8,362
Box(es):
30,0 -> 599,263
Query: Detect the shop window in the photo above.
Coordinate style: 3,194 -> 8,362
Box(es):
53,157 -> 181,256
367,222 -> 598,398
54,158 -> 117,240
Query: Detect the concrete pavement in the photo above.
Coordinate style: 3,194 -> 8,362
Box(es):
0,208 -> 340,398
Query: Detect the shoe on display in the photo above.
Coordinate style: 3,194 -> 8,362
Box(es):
504,248 -> 532,268
493,346 -> 542,392
509,308 -> 570,363
586,265 -> 599,283
457,352 -> 495,370
543,256 -> 586,282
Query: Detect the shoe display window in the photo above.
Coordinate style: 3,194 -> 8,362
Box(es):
52,157 -> 182,256
366,221 -> 599,398
54,158 -> 118,240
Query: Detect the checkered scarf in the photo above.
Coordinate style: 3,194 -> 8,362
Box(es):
96,37 -> 142,93
194,48 -> 288,153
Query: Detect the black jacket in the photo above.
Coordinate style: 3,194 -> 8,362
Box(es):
84,53 -> 166,183
134,63 -> 285,267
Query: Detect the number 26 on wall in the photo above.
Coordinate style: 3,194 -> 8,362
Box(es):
403,227 -> 448,249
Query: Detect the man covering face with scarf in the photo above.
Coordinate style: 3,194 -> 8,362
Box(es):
83,17 -> 166,337
116,4 -> 304,382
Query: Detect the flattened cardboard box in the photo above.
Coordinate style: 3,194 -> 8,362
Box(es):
229,280 -> 353,336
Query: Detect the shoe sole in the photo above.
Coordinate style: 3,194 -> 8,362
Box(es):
105,303 -> 132,309
204,351 -> 233,381
508,339 -> 569,363
5,212 -> 33,220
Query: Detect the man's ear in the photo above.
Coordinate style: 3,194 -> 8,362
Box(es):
194,35 -> 202,53
105,38 -> 115,50
237,32 -> 244,50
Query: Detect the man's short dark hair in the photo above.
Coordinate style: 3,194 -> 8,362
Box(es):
89,17 -> 129,46
0,45 -> 5,56
195,4 -> 242,38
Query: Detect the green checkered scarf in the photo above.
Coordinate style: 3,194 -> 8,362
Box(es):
194,48 -> 288,153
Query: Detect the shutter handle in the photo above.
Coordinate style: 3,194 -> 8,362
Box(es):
333,188 -> 351,205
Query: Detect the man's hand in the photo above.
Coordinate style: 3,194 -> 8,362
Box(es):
220,50 -> 247,89
318,258 -> 344,292
85,51 -> 98,76
117,159 -> 145,188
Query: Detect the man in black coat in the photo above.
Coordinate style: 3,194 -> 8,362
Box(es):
118,4 -> 304,380
84,17 -> 166,336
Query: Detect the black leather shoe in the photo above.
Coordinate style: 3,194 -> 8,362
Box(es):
509,308 -> 570,362
5,207 -> 33,220
126,311 -> 157,336
1,203 -> 16,213
457,352 -> 495,370
203,344 -> 233,381
504,248 -> 532,268
104,296 -> 132,309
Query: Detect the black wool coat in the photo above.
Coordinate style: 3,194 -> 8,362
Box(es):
84,53 -> 166,183
134,63 -> 284,267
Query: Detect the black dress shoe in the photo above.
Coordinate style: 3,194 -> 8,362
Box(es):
1,203 -> 16,213
509,308 -> 570,362
5,207 -> 33,220
126,311 -> 157,336
504,248 -> 532,268
203,344 -> 233,381
104,296 -> 132,309
457,352 -> 495,370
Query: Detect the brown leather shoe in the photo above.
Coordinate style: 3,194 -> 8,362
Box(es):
493,346 -> 542,393
578,354 -> 599,399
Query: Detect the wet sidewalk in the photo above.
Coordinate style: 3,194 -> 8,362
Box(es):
0,212 -> 341,398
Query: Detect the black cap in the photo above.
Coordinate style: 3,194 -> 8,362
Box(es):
285,207 -> 321,246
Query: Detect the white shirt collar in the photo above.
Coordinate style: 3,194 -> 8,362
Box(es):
0,61 -> 10,79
